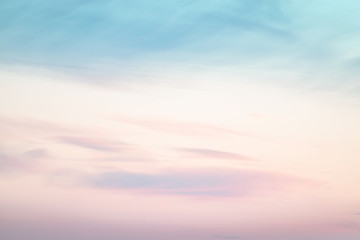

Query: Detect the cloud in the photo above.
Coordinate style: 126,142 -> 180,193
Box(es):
0,115 -> 86,144
87,156 -> 153,162
84,168 -> 311,197
0,115 -> 70,135
177,148 -> 256,161
22,148 -> 48,159
0,116 -> 132,153
87,170 -> 231,194
55,136 -> 126,152
0,148 -> 47,173
0,153 -> 21,171
113,115 -> 250,137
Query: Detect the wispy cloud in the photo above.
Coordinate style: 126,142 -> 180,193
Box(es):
22,148 -> 48,159
87,169 -> 231,194
55,136 -> 126,152
0,149 -> 47,173
113,115 -> 250,137
0,115 -> 70,135
0,153 -> 21,172
83,168 -> 312,197
177,148 -> 256,161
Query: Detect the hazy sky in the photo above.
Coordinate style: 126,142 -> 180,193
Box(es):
1,1 -> 360,240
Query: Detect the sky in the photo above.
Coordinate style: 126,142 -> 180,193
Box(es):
1,0 -> 360,240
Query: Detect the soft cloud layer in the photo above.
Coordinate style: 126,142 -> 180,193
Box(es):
177,148 -> 256,161
55,136 -> 126,152
71,167 -> 318,198
0,149 -> 46,173
113,115 -> 249,137
1,1 -> 360,239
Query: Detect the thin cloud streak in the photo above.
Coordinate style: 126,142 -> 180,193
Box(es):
0,115 -> 70,135
84,168 -> 313,197
55,136 -> 126,152
177,148 -> 257,161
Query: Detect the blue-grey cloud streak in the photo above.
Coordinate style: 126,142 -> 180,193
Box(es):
85,168 -> 310,196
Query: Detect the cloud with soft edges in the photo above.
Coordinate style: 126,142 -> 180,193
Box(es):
0,148 -> 47,173
177,148 -> 256,161
55,136 -> 126,152
80,168 -> 313,197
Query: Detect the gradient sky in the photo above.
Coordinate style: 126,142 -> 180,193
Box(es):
1,1 -> 360,240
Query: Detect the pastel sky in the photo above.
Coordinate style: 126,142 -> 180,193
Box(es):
1,0 -> 360,240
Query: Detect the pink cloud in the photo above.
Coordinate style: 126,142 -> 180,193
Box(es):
177,148 -> 257,161
0,149 -> 47,173
55,136 -> 126,152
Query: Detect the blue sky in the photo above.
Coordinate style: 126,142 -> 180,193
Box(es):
1,0 -> 360,74
1,0 -> 360,92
